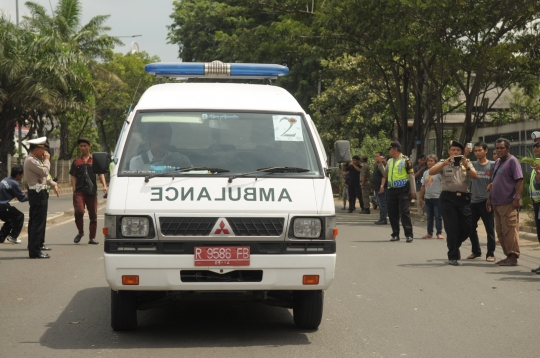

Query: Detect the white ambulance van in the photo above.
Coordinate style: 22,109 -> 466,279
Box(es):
103,61 -> 337,331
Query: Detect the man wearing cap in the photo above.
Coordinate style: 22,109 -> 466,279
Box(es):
70,138 -> 108,245
378,141 -> 416,242
24,137 -> 60,259
359,155 -> 372,214
487,138 -> 523,266
429,140 -> 478,266
347,155 -> 364,213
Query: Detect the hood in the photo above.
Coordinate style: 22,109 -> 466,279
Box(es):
122,176 -> 320,215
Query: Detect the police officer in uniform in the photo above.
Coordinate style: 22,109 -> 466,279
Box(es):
429,140 -> 478,266
24,137 -> 60,259
379,141 -> 416,242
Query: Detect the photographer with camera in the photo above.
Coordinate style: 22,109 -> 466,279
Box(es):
429,140 -> 478,266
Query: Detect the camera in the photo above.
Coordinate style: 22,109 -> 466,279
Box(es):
453,155 -> 463,166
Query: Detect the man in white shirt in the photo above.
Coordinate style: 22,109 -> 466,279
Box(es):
130,123 -> 191,171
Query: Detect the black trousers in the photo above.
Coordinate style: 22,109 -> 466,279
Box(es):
469,200 -> 495,257
28,190 -> 48,257
348,184 -> 364,211
0,203 -> 25,241
534,202 -> 540,244
440,191 -> 472,260
386,186 -> 413,238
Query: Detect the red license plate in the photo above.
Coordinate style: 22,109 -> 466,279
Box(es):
194,246 -> 250,266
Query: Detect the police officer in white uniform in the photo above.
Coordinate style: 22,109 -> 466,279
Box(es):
24,137 -> 60,259
429,140 -> 478,266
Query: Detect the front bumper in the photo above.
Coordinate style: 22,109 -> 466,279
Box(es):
104,253 -> 336,291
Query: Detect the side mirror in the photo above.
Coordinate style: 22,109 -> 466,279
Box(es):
92,152 -> 109,174
335,140 -> 351,163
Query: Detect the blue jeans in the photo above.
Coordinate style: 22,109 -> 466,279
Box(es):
425,198 -> 442,235
375,190 -> 387,221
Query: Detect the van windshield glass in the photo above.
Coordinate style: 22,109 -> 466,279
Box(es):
118,111 -> 322,177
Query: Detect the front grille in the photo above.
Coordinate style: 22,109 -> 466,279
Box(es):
227,217 -> 285,236
160,217 -> 218,236
180,270 -> 263,283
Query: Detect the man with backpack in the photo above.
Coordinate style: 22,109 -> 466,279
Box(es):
70,138 -> 108,245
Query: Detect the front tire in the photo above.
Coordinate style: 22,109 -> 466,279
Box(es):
293,290 -> 323,329
111,290 -> 137,331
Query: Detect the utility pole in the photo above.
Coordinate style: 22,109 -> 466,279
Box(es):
16,0 -> 23,162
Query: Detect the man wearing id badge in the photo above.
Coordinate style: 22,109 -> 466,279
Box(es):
24,137 -> 60,259
378,141 -> 416,243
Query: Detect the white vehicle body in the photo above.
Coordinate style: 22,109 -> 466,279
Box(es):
104,75 -> 336,330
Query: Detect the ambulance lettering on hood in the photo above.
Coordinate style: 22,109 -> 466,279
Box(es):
150,187 -> 292,202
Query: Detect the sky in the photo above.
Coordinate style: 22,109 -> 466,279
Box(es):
0,0 -> 180,62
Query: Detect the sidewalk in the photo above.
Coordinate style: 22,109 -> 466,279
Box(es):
8,184 -> 107,233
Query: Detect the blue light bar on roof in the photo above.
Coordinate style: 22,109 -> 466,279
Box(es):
144,60 -> 289,79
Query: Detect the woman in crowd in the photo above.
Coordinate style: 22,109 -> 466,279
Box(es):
418,154 -> 444,239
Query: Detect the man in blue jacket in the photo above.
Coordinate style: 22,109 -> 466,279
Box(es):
0,165 -> 28,244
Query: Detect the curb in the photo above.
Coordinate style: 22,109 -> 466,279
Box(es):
19,198 -> 108,234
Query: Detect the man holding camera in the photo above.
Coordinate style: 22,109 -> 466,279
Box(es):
429,140 -> 478,266
24,137 -> 60,259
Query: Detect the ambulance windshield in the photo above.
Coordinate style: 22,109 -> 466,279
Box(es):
118,111 -> 322,177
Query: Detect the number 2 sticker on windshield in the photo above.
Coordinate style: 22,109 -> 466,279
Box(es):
273,115 -> 304,142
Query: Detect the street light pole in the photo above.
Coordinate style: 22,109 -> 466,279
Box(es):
16,0 -> 23,162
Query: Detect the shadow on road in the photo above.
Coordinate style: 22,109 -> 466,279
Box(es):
40,287 -> 311,349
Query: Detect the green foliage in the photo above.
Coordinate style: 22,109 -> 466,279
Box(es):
491,87 -> 540,125
94,52 -> 161,153
353,132 -> 392,163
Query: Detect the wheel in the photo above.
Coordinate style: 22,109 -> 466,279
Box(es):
111,289 -> 137,331
293,290 -> 323,329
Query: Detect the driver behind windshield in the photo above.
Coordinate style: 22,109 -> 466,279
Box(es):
129,123 -> 192,171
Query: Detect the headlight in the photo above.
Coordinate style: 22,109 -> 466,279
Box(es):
293,218 -> 322,238
121,217 -> 149,237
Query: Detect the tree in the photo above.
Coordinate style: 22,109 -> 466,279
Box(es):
94,52 -> 161,153
24,0 -> 120,159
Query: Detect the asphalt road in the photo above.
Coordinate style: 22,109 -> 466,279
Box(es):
1,207 -> 540,357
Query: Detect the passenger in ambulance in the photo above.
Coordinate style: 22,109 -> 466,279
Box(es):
129,123 -> 192,171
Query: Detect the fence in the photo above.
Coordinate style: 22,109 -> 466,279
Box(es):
7,154 -> 73,186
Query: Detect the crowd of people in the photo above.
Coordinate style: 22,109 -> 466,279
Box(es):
339,136 -> 540,270
0,137 -> 107,259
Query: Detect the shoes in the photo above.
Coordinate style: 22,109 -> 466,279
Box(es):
40,245 -> 51,251
390,236 -> 400,241
7,236 -> 21,244
30,253 -> 50,259
436,234 -> 445,240
531,266 -> 540,272
486,256 -> 496,262
88,239 -> 99,245
406,236 -> 413,243
467,253 -> 481,259
359,209 -> 371,214
422,234 -> 432,239
341,207 -> 346,210
347,210 -> 354,213
447,260 -> 460,266
74,234 -> 82,243
374,220 -> 387,225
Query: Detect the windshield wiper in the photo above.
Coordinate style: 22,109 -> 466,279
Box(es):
145,167 -> 229,183
228,166 -> 310,183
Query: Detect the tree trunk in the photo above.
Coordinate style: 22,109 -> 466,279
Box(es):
97,119 -> 110,154
59,117 -> 71,160
0,114 -> 17,178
